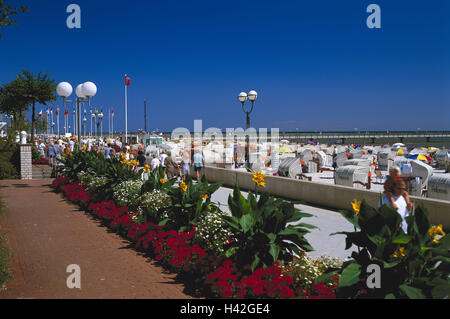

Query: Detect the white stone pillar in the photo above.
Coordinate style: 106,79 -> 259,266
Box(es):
20,144 -> 32,180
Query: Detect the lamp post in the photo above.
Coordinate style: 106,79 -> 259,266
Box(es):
238,90 -> 258,169
56,81 -> 97,150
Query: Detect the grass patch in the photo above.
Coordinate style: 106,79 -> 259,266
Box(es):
0,234 -> 12,290
0,198 -> 12,290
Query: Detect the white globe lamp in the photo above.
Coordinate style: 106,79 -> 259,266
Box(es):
82,82 -> 97,98
56,82 -> 73,98
247,90 -> 258,102
75,84 -> 86,98
238,92 -> 248,103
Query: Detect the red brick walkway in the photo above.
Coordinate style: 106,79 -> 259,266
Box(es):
0,179 -> 192,299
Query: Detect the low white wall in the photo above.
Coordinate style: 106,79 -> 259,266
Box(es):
195,166 -> 450,228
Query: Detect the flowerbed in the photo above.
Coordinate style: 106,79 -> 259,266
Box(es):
52,177 -> 338,299
52,150 -> 449,299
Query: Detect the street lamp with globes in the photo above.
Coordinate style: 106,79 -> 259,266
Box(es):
238,90 -> 258,169
56,81 -> 97,149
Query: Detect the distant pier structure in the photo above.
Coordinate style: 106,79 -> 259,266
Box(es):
118,131 -> 450,147
275,131 -> 450,146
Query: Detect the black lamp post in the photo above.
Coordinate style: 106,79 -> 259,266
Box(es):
238,90 -> 258,169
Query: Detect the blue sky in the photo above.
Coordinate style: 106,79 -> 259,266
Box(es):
1,0 -> 449,132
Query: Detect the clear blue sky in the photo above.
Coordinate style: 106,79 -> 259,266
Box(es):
1,0 -> 449,132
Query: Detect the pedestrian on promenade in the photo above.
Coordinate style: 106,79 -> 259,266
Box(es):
122,146 -> 130,160
164,151 -> 180,180
150,154 -> 161,171
69,138 -> 75,152
160,151 -> 168,176
380,178 -> 409,233
383,166 -> 412,211
49,141 -> 56,166
105,144 -> 113,159
180,151 -> 191,181
193,149 -> 205,181
137,150 -> 147,171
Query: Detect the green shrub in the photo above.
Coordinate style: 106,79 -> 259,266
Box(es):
164,175 -> 222,231
0,198 -> 12,290
0,234 -> 12,291
322,201 -> 450,299
31,146 -> 42,162
0,139 -> 20,180
222,185 -> 317,274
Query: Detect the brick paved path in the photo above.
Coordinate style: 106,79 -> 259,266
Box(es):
0,179 -> 192,299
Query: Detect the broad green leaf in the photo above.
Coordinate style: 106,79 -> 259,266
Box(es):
251,254 -> 261,271
225,246 -> 238,258
399,284 -> 426,299
339,263 -> 362,287
269,243 -> 280,261
240,214 -> 254,233
392,234 -> 412,244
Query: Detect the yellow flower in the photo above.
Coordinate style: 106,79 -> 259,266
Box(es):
201,194 -> 209,200
428,224 -> 446,244
143,165 -> 150,173
393,246 -> 406,258
252,171 -> 266,188
351,200 -> 361,215
178,182 -> 187,192
160,178 -> 168,184
120,153 -> 127,159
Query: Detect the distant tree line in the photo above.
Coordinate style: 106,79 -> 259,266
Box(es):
0,69 -> 57,141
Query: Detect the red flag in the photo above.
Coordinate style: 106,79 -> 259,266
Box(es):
56,107 -> 59,116
111,109 -> 114,116
50,106 -> 53,112
125,76 -> 131,86
64,108 -> 68,116
38,110 -> 42,118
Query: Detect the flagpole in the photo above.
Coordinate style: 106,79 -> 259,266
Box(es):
125,74 -> 128,144
51,106 -> 53,136
112,109 -> 114,140
57,108 -> 60,138
108,109 -> 110,138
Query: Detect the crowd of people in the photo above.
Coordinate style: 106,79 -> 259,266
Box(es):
33,136 -> 206,182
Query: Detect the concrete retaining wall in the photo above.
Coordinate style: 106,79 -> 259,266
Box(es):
196,166 -> 450,228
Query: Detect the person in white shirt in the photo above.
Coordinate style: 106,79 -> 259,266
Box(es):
160,151 -> 168,176
150,154 -> 161,171
69,139 -> 75,152
380,179 -> 409,233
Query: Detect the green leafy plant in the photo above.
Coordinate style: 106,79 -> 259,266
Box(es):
165,175 -> 222,231
322,201 -> 450,299
0,139 -> 20,179
59,150 -> 139,202
141,165 -> 176,194
222,185 -> 317,274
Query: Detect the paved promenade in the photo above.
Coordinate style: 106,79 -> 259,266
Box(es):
0,179 -> 191,299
